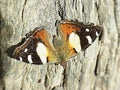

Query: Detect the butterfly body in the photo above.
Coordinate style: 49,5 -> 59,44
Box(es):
7,19 -> 103,65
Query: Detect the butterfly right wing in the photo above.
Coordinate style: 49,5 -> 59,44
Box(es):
57,19 -> 103,59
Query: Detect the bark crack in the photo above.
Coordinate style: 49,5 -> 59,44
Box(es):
20,67 -> 28,90
94,55 -> 100,76
72,0 -> 77,10
22,0 -> 27,22
62,68 -> 67,89
55,0 -> 66,20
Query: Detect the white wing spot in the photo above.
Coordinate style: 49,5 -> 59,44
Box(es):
96,32 -> 99,36
28,55 -> 33,63
24,48 -> 28,52
86,28 -> 90,32
69,32 -> 81,52
36,43 -> 48,64
86,36 -> 92,44
19,57 -> 22,61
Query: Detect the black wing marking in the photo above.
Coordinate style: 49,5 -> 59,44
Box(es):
76,24 -> 103,50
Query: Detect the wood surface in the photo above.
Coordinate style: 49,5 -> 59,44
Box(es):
0,0 -> 120,90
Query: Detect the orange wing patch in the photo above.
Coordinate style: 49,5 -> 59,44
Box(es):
34,29 -> 52,48
60,23 -> 80,41
60,24 -> 78,34
34,29 -> 48,43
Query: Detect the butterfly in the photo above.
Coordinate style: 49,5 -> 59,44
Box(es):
6,19 -> 103,65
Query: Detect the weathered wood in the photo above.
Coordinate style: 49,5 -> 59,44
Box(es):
0,0 -> 120,90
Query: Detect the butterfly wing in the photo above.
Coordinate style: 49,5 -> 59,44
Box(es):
7,27 -> 57,64
57,19 -> 103,58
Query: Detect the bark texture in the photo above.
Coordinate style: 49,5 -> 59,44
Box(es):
0,0 -> 120,90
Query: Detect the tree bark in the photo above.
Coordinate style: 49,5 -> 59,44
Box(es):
0,0 -> 120,90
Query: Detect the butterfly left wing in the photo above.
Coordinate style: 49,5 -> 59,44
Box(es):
7,27 -> 57,64
57,19 -> 103,58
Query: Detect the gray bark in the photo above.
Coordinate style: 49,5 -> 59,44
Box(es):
0,0 -> 120,90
